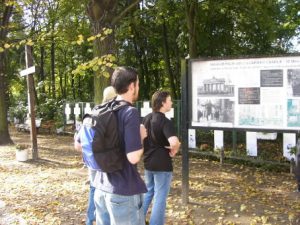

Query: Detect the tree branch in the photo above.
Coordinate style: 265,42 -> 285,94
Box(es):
0,5 -> 13,39
111,0 -> 140,26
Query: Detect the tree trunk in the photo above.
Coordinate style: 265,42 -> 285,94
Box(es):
71,73 -> 75,100
87,0 -> 117,103
78,75 -> 82,99
51,40 -> 56,98
162,18 -> 177,99
174,45 -> 181,97
40,46 -> 45,94
0,4 -> 13,145
93,32 -> 114,104
87,0 -> 140,103
0,53 -> 12,145
132,28 -> 150,100
59,71 -> 63,99
184,0 -> 198,58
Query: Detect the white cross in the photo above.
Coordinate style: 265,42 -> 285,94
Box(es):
20,66 -> 35,77
74,103 -> 81,119
65,104 -> 71,121
84,103 -> 92,114
141,101 -> 152,117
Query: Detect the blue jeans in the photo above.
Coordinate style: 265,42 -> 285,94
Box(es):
86,185 -> 96,225
94,189 -> 145,225
143,170 -> 173,225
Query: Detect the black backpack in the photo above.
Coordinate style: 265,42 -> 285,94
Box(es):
88,99 -> 130,173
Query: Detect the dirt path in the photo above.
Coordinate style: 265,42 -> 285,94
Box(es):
0,128 -> 300,224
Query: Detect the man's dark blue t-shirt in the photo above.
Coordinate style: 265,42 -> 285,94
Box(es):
93,105 -> 147,195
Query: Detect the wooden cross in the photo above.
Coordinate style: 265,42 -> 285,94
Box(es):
20,45 -> 38,160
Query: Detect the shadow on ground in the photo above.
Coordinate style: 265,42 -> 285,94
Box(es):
0,127 -> 300,224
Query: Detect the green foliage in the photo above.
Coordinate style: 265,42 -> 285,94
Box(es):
257,140 -> 284,162
71,54 -> 117,77
1,0 -> 300,143
8,102 -> 27,122
288,145 -> 297,156
53,101 -> 65,128
195,129 -> 288,162
196,129 -> 214,147
36,98 -> 58,121
15,143 -> 28,151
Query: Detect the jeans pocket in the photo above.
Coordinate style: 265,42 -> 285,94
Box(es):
109,194 -> 129,206
136,194 -> 143,210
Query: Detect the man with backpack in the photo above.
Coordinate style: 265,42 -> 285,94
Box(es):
93,66 -> 147,225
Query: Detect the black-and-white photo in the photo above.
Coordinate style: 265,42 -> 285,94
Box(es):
238,88 -> 260,104
197,76 -> 234,97
196,98 -> 234,123
287,69 -> 300,97
260,70 -> 283,87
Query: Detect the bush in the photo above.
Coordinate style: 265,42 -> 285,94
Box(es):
8,101 -> 27,123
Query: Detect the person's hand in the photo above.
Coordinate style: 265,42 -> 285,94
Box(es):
165,141 -> 181,157
165,146 -> 177,157
140,124 -> 147,141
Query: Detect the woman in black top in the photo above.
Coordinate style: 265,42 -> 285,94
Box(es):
142,91 -> 181,225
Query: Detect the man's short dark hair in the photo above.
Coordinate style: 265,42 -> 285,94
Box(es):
151,90 -> 170,112
111,66 -> 138,94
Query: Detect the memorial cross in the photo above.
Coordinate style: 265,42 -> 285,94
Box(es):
20,45 -> 38,160
74,103 -> 81,119
84,103 -> 92,114
64,103 -> 71,122
141,101 -> 152,117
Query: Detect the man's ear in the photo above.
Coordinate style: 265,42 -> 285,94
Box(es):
128,82 -> 134,91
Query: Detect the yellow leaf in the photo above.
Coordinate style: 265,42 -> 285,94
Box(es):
27,39 -> 34,46
97,59 -> 104,65
288,213 -> 295,222
0,47 -> 4,52
240,204 -> 247,212
103,28 -> 112,35
87,36 -> 96,42
103,71 -> 110,78
4,43 -> 10,49
106,62 -> 113,68
92,65 -> 99,71
261,216 -> 268,223
76,35 -> 84,45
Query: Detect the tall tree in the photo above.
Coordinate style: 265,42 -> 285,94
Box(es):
184,0 -> 198,58
87,0 -> 140,103
0,1 -> 13,144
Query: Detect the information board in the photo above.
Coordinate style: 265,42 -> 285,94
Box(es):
190,56 -> 300,131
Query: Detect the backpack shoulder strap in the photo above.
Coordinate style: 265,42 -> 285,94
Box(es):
112,100 -> 132,111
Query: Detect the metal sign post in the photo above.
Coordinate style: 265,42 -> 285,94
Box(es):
20,45 -> 38,160
181,59 -> 189,204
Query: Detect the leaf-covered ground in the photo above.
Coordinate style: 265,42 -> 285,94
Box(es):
0,128 -> 300,225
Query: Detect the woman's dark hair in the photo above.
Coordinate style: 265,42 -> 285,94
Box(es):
111,66 -> 138,94
151,90 -> 170,112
